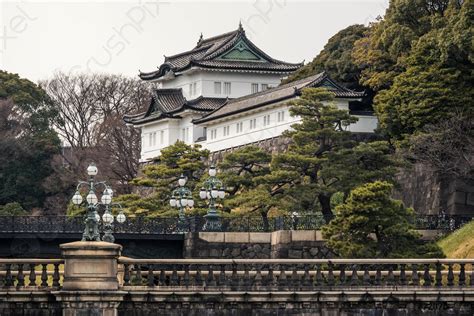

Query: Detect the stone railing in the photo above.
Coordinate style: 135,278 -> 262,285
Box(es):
0,258 -> 64,288
118,258 -> 474,290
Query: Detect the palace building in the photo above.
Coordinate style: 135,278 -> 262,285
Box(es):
124,24 -> 377,162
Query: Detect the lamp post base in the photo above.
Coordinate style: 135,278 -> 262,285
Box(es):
202,213 -> 221,232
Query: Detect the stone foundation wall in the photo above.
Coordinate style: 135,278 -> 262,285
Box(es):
183,231 -> 333,259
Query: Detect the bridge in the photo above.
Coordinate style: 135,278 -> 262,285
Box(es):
0,215 -> 470,259
0,256 -> 472,315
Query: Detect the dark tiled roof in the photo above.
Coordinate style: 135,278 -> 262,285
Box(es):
123,89 -> 226,125
139,25 -> 302,81
194,72 -> 365,124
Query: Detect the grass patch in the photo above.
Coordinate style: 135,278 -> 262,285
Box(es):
437,220 -> 474,259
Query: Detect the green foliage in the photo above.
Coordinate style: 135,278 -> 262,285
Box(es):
0,202 -> 27,216
323,181 -> 444,258
260,88 -> 398,222
0,71 -> 60,211
373,1 -> 473,140
284,24 -> 368,91
120,141 -> 210,216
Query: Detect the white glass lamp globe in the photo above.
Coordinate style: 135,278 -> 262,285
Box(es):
87,164 -> 98,176
199,188 -> 207,199
72,191 -> 83,205
178,175 -> 186,187
180,198 -> 188,207
102,212 -> 114,224
187,199 -> 195,208
117,212 -> 126,223
170,198 -> 177,207
211,188 -> 218,198
105,188 -> 114,197
94,213 -> 100,222
101,192 -> 112,205
208,166 -> 217,177
86,191 -> 98,204
218,190 -> 225,199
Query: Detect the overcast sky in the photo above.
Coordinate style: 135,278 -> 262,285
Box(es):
0,0 -> 389,82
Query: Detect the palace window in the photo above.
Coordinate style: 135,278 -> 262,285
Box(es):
261,84 -> 269,91
193,82 -> 197,96
251,83 -> 259,94
148,133 -> 153,147
210,129 -> 217,140
152,132 -> 157,146
223,125 -> 230,136
249,118 -> 257,129
224,82 -> 231,95
160,130 -> 164,144
214,82 -> 222,94
277,110 -> 285,122
263,114 -> 271,126
236,122 -> 243,133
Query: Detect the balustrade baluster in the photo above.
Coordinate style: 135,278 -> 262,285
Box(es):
159,268 -> 166,286
327,263 -> 335,286
218,264 -> 226,286
243,265 -> 250,288
135,265 -> 142,285
350,265 -> 358,286
459,263 -> 466,286
52,263 -> 60,287
339,264 -> 346,286
423,264 -> 431,286
40,264 -> 48,287
253,265 -> 262,288
123,264 -> 130,286
16,264 -> 24,287
411,264 -> 419,286
302,265 -> 312,288
5,264 -> 13,287
375,265 -> 382,286
291,265 -> 299,289
29,264 -> 36,286
277,265 -> 287,289
147,265 -> 154,287
363,265 -> 370,285
195,266 -> 203,286
183,265 -> 190,287
435,262 -> 442,287
206,265 -> 216,287
387,265 -> 395,286
447,264 -> 454,286
171,265 -> 179,286
231,264 -> 239,287
315,265 -> 323,286
399,264 -> 406,286
470,265 -> 474,286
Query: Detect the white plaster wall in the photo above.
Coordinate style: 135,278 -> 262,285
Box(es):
161,69 -> 282,99
200,99 -> 378,152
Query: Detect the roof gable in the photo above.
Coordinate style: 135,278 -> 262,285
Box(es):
217,39 -> 264,61
139,24 -> 302,81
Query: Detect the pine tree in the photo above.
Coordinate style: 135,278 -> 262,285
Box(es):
322,181 -> 444,258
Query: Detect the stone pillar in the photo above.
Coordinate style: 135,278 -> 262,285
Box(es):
53,241 -> 126,316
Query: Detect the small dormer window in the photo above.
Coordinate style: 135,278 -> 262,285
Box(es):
188,83 -> 193,96
236,122 -> 243,133
214,82 -> 222,95
224,82 -> 231,95
251,83 -> 259,94
193,82 -> 197,96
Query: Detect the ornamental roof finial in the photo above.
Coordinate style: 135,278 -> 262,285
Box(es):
238,20 -> 244,32
197,33 -> 203,46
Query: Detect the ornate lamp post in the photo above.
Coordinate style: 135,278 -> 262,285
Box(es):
170,174 -> 194,231
199,164 -> 226,231
71,163 -> 126,242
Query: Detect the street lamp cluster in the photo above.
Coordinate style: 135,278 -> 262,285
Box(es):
71,163 -> 126,243
169,164 -> 226,232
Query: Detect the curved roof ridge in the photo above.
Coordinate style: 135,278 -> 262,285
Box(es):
195,29 -> 239,48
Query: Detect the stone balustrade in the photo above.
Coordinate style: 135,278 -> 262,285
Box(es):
0,258 -> 63,288
118,258 -> 474,290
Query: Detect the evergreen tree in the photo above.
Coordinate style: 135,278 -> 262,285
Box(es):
117,141 -> 209,217
322,181 -> 444,258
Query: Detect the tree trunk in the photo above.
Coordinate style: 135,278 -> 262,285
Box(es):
318,194 -> 334,223
260,210 -> 269,232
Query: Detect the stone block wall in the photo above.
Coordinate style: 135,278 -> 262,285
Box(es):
183,230 -> 332,259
